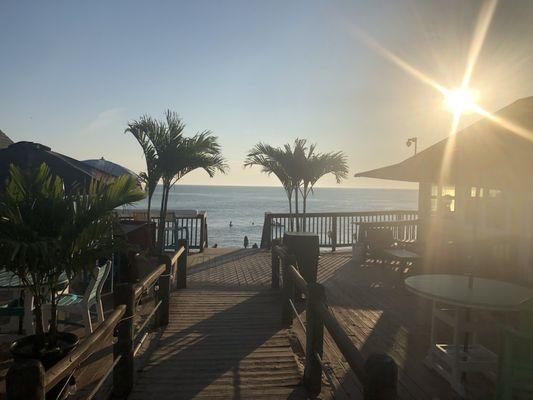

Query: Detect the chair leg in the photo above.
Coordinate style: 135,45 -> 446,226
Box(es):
82,307 -> 93,335
96,300 -> 105,323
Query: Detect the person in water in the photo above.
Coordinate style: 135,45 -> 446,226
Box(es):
244,235 -> 249,248
229,221 -> 233,227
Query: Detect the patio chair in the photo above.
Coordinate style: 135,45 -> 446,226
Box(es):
45,261 -> 111,335
363,227 -> 396,259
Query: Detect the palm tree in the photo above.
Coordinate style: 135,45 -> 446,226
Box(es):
126,118 -> 161,223
300,151 -> 349,230
127,111 -> 227,253
244,143 -> 294,222
245,140 -> 308,231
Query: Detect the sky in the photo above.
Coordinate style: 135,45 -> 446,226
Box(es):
1,0 -> 533,188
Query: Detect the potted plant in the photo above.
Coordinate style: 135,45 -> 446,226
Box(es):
0,164 -> 144,376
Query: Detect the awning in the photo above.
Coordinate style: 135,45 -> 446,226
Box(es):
355,97 -> 533,189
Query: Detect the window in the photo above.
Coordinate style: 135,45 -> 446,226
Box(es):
429,184 -> 455,216
487,189 -> 505,229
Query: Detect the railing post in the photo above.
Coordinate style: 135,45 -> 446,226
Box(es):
332,216 -> 337,251
261,212 -> 273,249
303,283 -> 325,396
113,282 -> 135,399
284,232 -> 319,285
199,216 -> 205,252
177,239 -> 188,289
364,353 -> 398,400
281,258 -> 294,327
6,359 -> 45,400
271,251 -> 280,289
156,262 -> 171,327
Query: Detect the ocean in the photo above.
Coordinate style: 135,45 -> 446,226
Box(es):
127,185 -> 418,248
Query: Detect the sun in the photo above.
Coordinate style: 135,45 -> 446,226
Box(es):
444,87 -> 478,114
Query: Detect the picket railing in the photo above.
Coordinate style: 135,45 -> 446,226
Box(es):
261,210 -> 418,250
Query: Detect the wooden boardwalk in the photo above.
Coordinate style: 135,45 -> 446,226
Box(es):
130,249 -> 307,400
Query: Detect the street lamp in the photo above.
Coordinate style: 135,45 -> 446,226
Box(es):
406,137 -> 418,155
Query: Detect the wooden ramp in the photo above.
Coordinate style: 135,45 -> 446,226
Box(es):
130,262 -> 305,400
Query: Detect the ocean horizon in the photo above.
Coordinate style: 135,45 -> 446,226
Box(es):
125,185 -> 418,248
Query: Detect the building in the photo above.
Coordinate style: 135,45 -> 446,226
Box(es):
356,96 -> 533,282
0,130 -> 14,149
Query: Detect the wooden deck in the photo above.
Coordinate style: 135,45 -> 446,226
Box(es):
176,249 -> 500,399
130,249 -> 309,399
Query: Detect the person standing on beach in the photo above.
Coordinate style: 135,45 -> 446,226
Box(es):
244,235 -> 249,248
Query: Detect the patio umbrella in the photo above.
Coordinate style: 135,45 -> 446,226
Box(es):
0,141 -> 116,191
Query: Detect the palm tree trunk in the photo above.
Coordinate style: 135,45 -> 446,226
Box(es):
147,193 -> 153,251
287,191 -> 293,231
157,182 -> 169,253
295,186 -> 300,232
302,184 -> 308,232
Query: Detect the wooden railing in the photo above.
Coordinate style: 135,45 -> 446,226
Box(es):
261,210 -> 418,250
119,210 -> 208,252
272,237 -> 398,398
6,244 -> 188,400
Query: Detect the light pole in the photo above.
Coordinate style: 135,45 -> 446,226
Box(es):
406,137 -> 418,155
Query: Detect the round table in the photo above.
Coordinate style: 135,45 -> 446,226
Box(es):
405,274 -> 533,395
0,270 -> 69,334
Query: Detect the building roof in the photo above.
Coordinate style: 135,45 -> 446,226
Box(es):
355,96 -> 533,189
83,157 -> 138,179
0,130 -> 14,149
0,142 -> 116,190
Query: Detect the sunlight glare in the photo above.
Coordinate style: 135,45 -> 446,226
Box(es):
444,88 -> 478,115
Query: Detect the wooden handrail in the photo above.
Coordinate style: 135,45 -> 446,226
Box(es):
286,264 -> 309,295
44,305 -> 126,391
134,264 -> 166,299
272,235 -> 398,398
317,302 -> 366,380
266,210 -> 418,219
171,246 -> 185,266
359,219 -> 419,228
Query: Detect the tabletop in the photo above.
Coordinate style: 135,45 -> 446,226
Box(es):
383,248 -> 420,259
405,274 -> 533,311
0,270 -> 69,289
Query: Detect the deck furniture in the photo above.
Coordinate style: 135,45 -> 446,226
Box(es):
382,248 -> 420,278
405,274 -> 533,396
47,261 -> 111,335
0,270 -> 68,334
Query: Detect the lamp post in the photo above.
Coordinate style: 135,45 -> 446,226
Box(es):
406,137 -> 418,155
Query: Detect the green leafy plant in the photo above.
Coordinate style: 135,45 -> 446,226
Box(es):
0,163 -> 145,350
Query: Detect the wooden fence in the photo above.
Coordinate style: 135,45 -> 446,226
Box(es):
6,242 -> 188,400
261,210 -> 418,250
119,210 -> 208,252
272,235 -> 398,399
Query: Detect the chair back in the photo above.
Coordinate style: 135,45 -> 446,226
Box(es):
84,261 -> 112,304
364,228 -> 395,251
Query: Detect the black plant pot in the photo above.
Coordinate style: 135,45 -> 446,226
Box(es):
10,332 -> 79,399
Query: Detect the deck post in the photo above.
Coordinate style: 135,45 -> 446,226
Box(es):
303,283 -> 325,396
364,353 -> 398,400
199,215 -> 206,252
6,359 -> 45,400
271,248 -> 280,289
157,262 -> 171,327
284,232 -> 319,284
331,216 -> 337,251
113,282 -> 135,399
177,239 -> 188,289
281,258 -> 294,327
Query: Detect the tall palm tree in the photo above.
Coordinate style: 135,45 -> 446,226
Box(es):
127,111 -> 227,253
300,151 -> 348,230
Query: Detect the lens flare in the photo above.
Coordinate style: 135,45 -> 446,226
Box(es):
444,88 -> 478,115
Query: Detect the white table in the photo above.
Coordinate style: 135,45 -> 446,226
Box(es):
405,274 -> 533,396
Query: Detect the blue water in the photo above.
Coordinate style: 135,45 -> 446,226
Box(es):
126,185 -> 418,247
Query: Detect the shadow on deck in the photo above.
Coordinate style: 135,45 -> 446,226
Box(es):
130,249 -> 308,400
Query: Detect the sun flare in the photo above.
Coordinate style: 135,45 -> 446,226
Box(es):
444,87 -> 478,114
